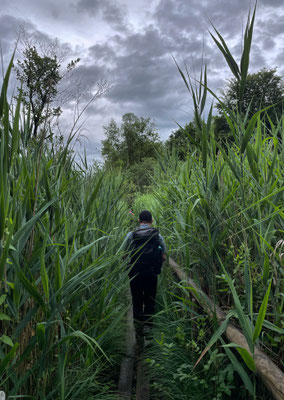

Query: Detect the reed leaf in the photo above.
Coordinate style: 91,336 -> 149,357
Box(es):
0,50 -> 15,118
194,311 -> 233,368
209,27 -> 240,81
0,343 -> 19,376
40,236 -> 49,301
241,106 -> 272,153
239,4 -> 257,102
221,339 -> 254,394
253,279 -> 272,343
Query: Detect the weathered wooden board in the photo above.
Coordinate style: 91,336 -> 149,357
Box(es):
169,257 -> 284,400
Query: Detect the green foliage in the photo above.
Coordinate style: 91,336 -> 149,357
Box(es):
144,286 -> 238,400
101,112 -> 162,168
16,46 -> 61,138
217,69 -> 284,122
1,3 -> 283,398
165,122 -> 198,159
16,45 -> 79,140
209,3 -> 256,113
101,112 -> 162,198
0,60 -> 130,398
140,4 -> 283,397
125,157 -> 156,192
216,69 -> 284,141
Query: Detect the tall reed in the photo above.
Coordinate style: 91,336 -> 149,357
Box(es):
141,3 -> 283,397
0,55 -> 130,398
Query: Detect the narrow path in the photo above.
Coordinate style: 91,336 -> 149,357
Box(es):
117,303 -> 151,399
117,307 -> 136,398
135,346 -> 150,400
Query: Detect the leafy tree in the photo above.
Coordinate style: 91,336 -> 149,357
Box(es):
126,157 -> 156,192
212,115 -> 234,145
216,68 -> 284,141
16,45 -> 79,139
165,122 -> 198,159
101,112 -> 161,167
101,113 -> 162,197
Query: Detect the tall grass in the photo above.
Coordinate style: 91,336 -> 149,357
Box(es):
139,3 -> 283,398
144,277 -> 241,400
0,56 -> 131,398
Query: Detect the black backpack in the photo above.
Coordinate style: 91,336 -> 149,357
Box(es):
130,227 -> 163,274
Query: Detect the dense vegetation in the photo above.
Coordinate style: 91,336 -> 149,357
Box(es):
0,57 -> 133,398
1,4 -> 283,399
132,6 -> 284,399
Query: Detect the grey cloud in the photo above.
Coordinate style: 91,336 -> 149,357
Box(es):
72,135 -> 103,161
88,43 -> 117,63
257,17 -> 284,37
261,0 -> 284,7
273,50 -> 284,75
260,36 -> 276,51
76,0 -> 102,15
102,2 -> 128,33
0,15 -> 34,56
154,0 -> 251,39
2,0 -> 284,157
248,46 -> 267,71
76,0 -> 129,32
83,22 -> 232,137
71,64 -> 106,84
100,40 -> 191,134
153,0 -> 284,65
112,27 -> 168,58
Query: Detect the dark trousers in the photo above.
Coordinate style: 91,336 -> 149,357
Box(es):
129,271 -> 158,323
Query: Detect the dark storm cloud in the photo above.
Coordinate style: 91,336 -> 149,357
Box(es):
83,0 -> 284,139
2,0 -> 284,154
262,0 -> 284,6
81,20 -> 217,134
71,64 -> 106,82
154,0 -> 252,40
257,17 -> 284,37
102,2 -> 128,32
76,0 -> 128,32
152,0 -> 284,78
81,26 -> 195,135
260,36 -> 276,51
76,0 -> 102,15
88,43 -> 116,63
98,28 -> 185,107
153,0 -> 284,60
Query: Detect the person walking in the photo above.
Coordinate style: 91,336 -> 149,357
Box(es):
123,210 -> 166,338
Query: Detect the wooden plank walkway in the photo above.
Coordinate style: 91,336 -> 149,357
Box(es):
117,302 -> 151,399
117,307 -> 136,399
136,357 -> 150,400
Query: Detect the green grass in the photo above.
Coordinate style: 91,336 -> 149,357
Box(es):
134,4 -> 283,398
1,4 -> 283,398
0,57 -> 132,398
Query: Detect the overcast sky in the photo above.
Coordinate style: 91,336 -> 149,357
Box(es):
1,0 -> 284,161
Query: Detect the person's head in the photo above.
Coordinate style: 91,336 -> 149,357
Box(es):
139,210 -> 153,224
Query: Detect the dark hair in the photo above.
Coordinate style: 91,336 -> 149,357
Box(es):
139,210 -> 152,222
